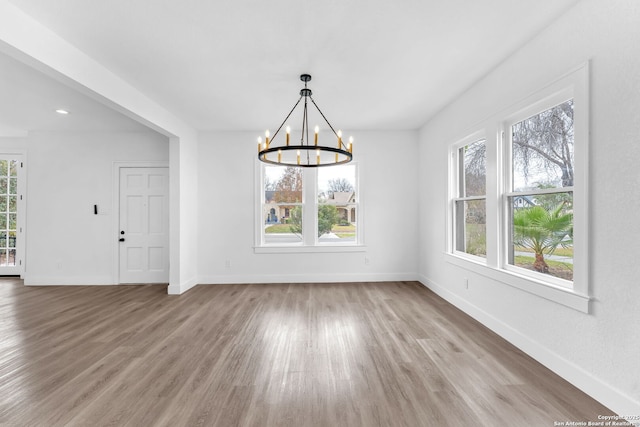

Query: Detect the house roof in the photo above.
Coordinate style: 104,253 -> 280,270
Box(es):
330,192 -> 355,205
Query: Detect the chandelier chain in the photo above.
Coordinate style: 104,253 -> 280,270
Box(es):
270,96 -> 302,144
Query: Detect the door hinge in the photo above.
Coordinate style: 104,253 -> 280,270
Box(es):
19,260 -> 22,266
20,162 -> 23,168
20,195 -> 23,200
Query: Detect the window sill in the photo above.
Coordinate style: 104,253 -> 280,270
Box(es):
443,252 -> 590,313
254,245 -> 367,254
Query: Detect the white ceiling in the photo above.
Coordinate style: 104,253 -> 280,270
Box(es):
0,51 -> 153,133
2,0 -> 582,133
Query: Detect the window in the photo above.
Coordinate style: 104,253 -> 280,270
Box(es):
258,163 -> 361,249
317,165 -> 358,244
263,165 -> 303,245
446,65 -> 589,311
0,159 -> 19,267
506,100 -> 574,285
452,137 -> 486,258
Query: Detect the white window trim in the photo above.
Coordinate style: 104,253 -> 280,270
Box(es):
449,130 -> 487,263
254,159 -> 365,253
446,63 -> 590,313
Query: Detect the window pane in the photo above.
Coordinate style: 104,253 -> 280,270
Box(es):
508,193 -> 573,281
512,99 -> 574,191
454,199 -> 486,257
317,164 -> 356,202
7,249 -> 16,266
459,139 -> 486,197
317,164 -> 357,243
265,166 -> 302,203
318,205 -> 357,243
263,205 -> 302,244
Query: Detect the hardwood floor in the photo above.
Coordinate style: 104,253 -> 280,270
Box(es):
0,278 -> 613,426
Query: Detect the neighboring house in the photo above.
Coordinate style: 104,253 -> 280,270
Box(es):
263,190 -> 302,224
513,194 -> 537,209
323,191 -> 357,224
264,191 -> 356,224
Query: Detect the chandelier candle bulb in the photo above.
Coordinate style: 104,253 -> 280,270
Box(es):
278,150 -> 282,163
349,136 -> 353,153
265,130 -> 270,147
297,150 -> 301,165
286,126 -> 290,146
257,137 -> 262,153
316,149 -> 320,165
337,130 -> 343,148
314,126 -> 319,146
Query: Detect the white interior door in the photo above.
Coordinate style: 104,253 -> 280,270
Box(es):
119,167 -> 169,283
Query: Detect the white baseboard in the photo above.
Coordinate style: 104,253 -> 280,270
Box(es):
198,272 -> 418,285
418,274 -> 640,417
24,275 -> 115,286
167,277 -> 198,295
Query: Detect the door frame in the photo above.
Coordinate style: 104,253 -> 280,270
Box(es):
112,161 -> 170,284
0,150 -> 27,277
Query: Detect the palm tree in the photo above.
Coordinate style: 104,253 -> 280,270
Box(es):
512,202 -> 573,273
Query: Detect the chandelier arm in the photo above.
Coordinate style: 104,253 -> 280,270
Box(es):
271,95 -> 303,142
309,96 -> 344,148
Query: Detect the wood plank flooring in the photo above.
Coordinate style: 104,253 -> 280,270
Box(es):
0,278 -> 613,426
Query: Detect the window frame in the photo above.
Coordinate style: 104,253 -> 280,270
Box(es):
502,96 -> 576,288
445,63 -> 590,312
255,160 -> 365,253
450,131 -> 487,262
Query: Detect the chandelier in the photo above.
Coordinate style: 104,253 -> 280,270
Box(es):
257,74 -> 353,167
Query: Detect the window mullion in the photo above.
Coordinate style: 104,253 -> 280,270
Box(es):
485,125 -> 500,268
302,168 -> 316,245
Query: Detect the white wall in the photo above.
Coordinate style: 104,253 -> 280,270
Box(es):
0,131 -> 169,284
418,0 -> 640,415
198,131 -> 419,284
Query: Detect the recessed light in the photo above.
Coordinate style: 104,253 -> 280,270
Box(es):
55,109 -> 69,115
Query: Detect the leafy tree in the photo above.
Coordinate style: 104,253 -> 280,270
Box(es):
317,205 -> 340,237
532,184 -> 573,211
274,167 -> 302,203
289,206 -> 303,236
288,205 -> 341,237
512,203 -> 573,274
